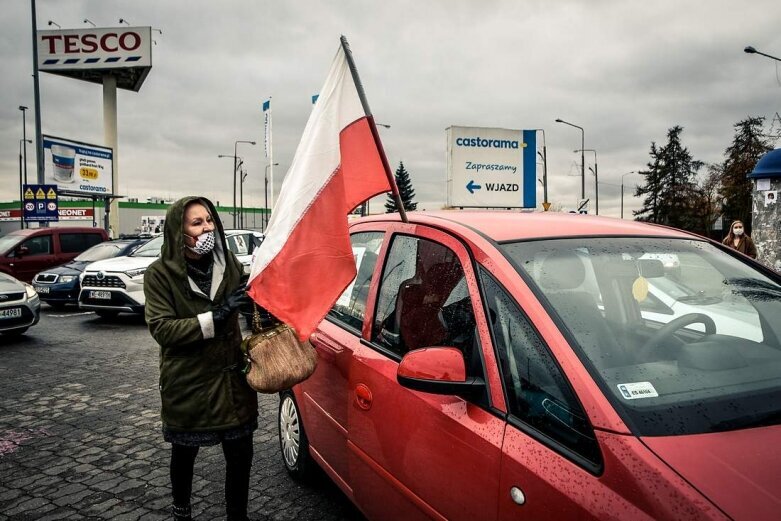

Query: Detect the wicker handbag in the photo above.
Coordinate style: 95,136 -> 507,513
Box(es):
240,304 -> 318,393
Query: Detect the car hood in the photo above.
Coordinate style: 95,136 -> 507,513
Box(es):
43,261 -> 89,276
642,424 -> 781,519
84,255 -> 157,272
0,275 -> 23,293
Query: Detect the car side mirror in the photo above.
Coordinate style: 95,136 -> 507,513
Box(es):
397,347 -> 485,396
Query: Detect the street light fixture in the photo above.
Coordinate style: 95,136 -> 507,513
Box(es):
118,18 -> 130,26
83,18 -> 96,27
621,171 -> 638,219
744,45 -> 781,62
556,118 -> 585,201
47,20 -> 60,28
532,129 -> 549,210
263,162 -> 279,231
575,148 -> 598,215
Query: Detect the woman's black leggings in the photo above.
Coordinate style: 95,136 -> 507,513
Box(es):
171,436 -> 254,518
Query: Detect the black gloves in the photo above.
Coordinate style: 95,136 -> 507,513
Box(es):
212,286 -> 250,333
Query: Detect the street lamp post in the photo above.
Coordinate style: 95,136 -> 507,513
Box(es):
621,171 -> 637,219
263,162 -> 279,231
18,139 -> 32,230
533,129 -> 548,209
744,45 -> 781,62
233,140 -> 255,228
556,118 -> 585,201
575,148 -> 598,215
218,153 -> 242,225
19,106 -> 29,188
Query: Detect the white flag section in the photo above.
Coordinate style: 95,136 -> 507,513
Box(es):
247,44 -> 391,340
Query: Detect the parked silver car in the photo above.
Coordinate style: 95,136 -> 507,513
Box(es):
0,272 -> 41,337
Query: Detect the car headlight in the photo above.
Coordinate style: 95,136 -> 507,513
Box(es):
59,275 -> 76,283
24,283 -> 37,300
125,268 -> 147,278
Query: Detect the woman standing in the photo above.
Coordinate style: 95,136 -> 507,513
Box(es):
144,197 -> 257,521
722,219 -> 758,259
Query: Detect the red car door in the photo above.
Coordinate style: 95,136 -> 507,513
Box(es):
348,225 -> 505,521
296,229 -> 386,495
14,233 -> 56,282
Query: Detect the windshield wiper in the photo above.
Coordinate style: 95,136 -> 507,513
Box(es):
710,409 -> 781,432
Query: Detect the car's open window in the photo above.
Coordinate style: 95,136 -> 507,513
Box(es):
480,268 -> 601,468
371,235 -> 482,378
329,232 -> 384,332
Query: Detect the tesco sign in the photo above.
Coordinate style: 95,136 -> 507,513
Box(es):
38,27 -> 152,72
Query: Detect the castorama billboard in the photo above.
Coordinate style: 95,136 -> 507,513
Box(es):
447,126 -> 536,208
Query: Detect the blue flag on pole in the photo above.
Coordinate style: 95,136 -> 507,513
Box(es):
311,94 -> 319,105
262,99 -> 270,111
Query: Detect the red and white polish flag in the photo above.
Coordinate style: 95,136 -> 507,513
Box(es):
247,42 -> 391,340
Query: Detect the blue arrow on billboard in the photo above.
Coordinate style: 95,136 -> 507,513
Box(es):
466,180 -> 482,194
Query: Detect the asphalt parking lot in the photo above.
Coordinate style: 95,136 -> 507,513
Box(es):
0,306 -> 364,521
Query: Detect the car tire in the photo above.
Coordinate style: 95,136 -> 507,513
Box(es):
95,310 -> 119,319
278,390 -> 314,481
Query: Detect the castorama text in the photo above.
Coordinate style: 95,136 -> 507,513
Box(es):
455,137 -> 520,149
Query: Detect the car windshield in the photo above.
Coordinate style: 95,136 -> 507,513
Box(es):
74,242 -> 127,262
0,234 -> 22,255
501,237 -> 781,437
130,235 -> 163,257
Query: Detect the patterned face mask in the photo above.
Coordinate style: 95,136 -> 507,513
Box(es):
184,230 -> 215,255
734,227 -> 744,236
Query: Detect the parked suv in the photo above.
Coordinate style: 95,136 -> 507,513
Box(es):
79,230 -> 262,318
32,238 -> 148,308
0,227 -> 109,283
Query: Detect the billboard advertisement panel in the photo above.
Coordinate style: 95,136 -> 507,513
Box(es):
447,126 -> 537,208
43,136 -> 113,196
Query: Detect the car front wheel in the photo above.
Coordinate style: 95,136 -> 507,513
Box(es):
278,391 -> 313,481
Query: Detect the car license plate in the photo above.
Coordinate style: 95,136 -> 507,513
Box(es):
0,308 -> 22,319
89,290 -> 112,300
35,285 -> 50,294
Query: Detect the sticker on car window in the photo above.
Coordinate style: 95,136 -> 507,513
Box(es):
632,276 -> 649,302
617,381 -> 658,400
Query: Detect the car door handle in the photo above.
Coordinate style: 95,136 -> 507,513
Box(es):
354,383 -> 373,411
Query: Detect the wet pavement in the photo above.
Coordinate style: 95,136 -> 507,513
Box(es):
0,306 -> 364,521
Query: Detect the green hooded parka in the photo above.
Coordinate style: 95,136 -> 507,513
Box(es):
144,196 -> 258,432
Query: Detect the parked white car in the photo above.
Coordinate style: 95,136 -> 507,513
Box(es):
78,230 -> 262,317
640,276 -> 764,341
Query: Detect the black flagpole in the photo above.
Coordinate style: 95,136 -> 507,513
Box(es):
339,35 -> 408,223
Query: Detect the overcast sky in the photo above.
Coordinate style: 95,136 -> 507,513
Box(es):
1,0 -> 780,218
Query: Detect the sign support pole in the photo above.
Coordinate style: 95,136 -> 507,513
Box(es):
103,74 -> 119,235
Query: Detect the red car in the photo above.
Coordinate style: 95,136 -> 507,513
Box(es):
278,211 -> 781,521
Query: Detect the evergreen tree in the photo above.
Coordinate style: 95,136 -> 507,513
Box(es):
634,126 -> 702,231
718,116 -> 772,231
385,161 -> 418,213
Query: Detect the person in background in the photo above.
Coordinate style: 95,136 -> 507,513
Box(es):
722,219 -> 757,259
144,196 -> 257,521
